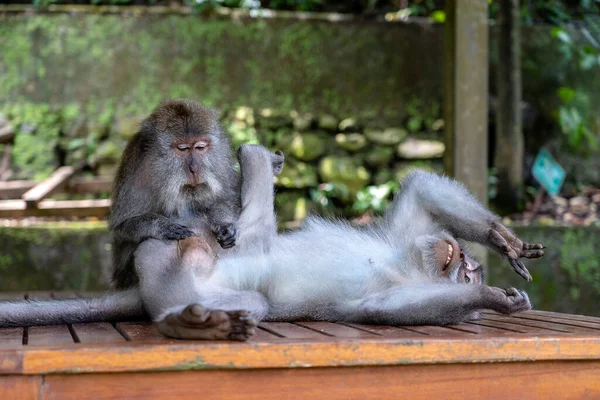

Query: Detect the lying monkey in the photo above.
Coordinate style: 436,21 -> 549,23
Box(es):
0,145 -> 543,340
135,144 -> 544,341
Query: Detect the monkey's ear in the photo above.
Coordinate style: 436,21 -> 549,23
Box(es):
271,150 -> 285,175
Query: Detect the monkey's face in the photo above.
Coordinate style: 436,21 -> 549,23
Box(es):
435,239 -> 484,285
171,137 -> 212,188
141,100 -> 232,203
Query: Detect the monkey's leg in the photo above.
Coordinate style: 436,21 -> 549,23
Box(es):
233,144 -> 285,251
353,284 -> 531,326
384,170 -> 544,281
135,239 -> 264,341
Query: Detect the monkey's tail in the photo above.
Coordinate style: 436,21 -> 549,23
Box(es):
0,289 -> 145,328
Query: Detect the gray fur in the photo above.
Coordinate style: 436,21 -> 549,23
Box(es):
109,99 -> 241,289
135,146 -> 539,337
0,144 -> 540,333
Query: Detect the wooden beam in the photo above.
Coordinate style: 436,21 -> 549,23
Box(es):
0,177 -> 114,199
21,166 -> 76,208
0,125 -> 14,144
443,0 -> 489,269
0,199 -> 110,218
0,180 -> 34,199
443,0 -> 489,203
67,176 -> 113,194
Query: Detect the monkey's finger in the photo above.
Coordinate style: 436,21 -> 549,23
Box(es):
218,238 -> 237,249
523,243 -> 545,250
522,250 -> 544,259
508,259 -> 532,282
489,230 -> 516,258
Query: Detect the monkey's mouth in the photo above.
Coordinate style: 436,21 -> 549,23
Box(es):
444,243 -> 454,267
441,240 -> 461,272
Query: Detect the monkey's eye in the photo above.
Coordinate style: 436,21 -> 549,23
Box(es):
194,140 -> 209,150
465,275 -> 471,284
176,144 -> 191,151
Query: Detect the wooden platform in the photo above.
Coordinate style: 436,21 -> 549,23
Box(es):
1,293 -> 600,399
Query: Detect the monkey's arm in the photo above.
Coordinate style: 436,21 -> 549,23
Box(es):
386,170 -> 543,281
232,144 -> 284,251
113,213 -> 195,243
353,284 -> 531,326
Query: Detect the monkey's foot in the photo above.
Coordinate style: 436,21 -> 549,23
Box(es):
157,304 -> 257,341
488,222 -> 545,282
211,223 -> 238,249
483,286 -> 532,315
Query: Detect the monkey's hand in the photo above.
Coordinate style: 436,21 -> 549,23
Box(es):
211,223 -> 238,249
482,286 -> 532,315
162,223 -> 196,241
488,222 -> 545,282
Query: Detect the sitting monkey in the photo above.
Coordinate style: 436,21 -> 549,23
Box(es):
134,144 -> 544,341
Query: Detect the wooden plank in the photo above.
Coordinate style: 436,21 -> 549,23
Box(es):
0,375 -> 41,400
505,313 -> 600,330
342,324 -> 439,337
22,166 -> 75,208
72,323 -> 126,345
524,310 -> 600,324
17,334 -> 600,374
115,322 -> 165,342
27,325 -> 76,347
38,361 -> 600,400
259,322 -> 332,340
0,329 -> 24,348
67,177 -> 113,194
0,177 -> 114,198
465,320 -> 546,334
482,314 -> 600,334
0,181 -> 36,199
248,327 -> 282,342
0,199 -> 110,218
294,322 -> 379,338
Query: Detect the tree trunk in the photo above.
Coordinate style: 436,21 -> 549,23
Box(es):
494,0 -> 524,214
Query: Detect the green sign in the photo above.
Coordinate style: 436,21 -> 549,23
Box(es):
531,149 -> 566,196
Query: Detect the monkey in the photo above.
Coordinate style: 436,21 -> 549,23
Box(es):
108,99 -> 241,289
132,144 -> 545,341
0,145 -> 543,339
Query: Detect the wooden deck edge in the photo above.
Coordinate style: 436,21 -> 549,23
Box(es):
1,335 -> 598,375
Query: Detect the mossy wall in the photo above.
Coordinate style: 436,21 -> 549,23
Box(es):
1,224 -> 599,317
0,14 -> 442,120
